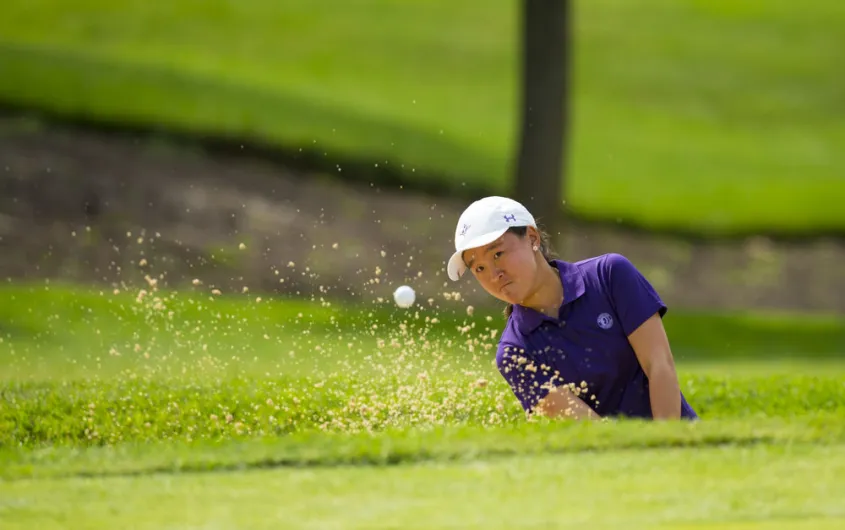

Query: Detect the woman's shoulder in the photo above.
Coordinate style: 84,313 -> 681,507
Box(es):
562,253 -> 644,286
566,252 -> 638,272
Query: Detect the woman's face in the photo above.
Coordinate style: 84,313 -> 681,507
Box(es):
462,229 -> 541,305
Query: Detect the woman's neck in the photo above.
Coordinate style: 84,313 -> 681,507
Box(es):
520,261 -> 564,318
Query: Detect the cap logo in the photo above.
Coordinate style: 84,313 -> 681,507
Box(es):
459,223 -> 470,237
503,214 -> 516,223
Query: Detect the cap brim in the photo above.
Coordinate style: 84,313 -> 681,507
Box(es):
446,228 -> 508,281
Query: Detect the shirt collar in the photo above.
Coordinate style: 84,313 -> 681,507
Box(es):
512,259 -> 586,334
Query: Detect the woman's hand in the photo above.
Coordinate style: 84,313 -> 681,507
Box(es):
534,384 -> 601,420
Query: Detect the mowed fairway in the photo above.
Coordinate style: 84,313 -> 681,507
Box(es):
1,0 -> 844,235
4,445 -> 845,530
2,282 -> 845,528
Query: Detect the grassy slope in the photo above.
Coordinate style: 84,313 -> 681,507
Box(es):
2,283 -> 845,527
3,412 -> 845,478
1,283 -> 844,449
0,0 -> 844,235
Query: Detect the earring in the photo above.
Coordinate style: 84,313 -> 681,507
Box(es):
532,245 -> 539,251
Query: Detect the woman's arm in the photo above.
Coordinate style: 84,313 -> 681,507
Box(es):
628,312 -> 682,420
497,343 -> 600,420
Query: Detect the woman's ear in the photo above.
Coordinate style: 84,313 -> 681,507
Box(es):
526,227 -> 540,249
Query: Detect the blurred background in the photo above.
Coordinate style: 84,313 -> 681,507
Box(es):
0,0 -> 843,315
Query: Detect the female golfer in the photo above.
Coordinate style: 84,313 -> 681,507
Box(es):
447,196 -> 698,420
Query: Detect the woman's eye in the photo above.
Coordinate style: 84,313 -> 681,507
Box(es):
475,266 -> 484,273
494,251 -> 503,259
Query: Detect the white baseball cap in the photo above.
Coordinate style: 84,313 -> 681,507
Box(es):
446,196 -> 536,281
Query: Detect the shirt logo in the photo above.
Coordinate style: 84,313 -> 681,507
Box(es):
597,312 -> 614,330
503,214 -> 516,223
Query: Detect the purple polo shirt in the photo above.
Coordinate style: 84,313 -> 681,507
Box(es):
496,253 -> 698,420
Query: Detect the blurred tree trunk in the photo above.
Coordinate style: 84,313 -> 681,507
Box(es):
513,0 -> 572,244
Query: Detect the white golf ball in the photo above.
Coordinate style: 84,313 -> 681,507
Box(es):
393,285 -> 416,308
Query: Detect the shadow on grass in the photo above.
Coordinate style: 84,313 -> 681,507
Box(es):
4,42 -> 845,240
0,41 -> 497,204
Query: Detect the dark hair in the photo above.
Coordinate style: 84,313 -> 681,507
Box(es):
504,225 -> 556,318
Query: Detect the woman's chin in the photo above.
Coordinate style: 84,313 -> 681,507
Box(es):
498,284 -> 522,304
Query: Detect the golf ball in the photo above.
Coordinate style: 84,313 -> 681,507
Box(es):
393,285 -> 416,308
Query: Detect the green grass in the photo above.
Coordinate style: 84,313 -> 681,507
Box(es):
3,445 -> 845,529
2,282 -> 845,528
2,414 -> 843,480
1,0 -> 844,235
2,282 -> 844,380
